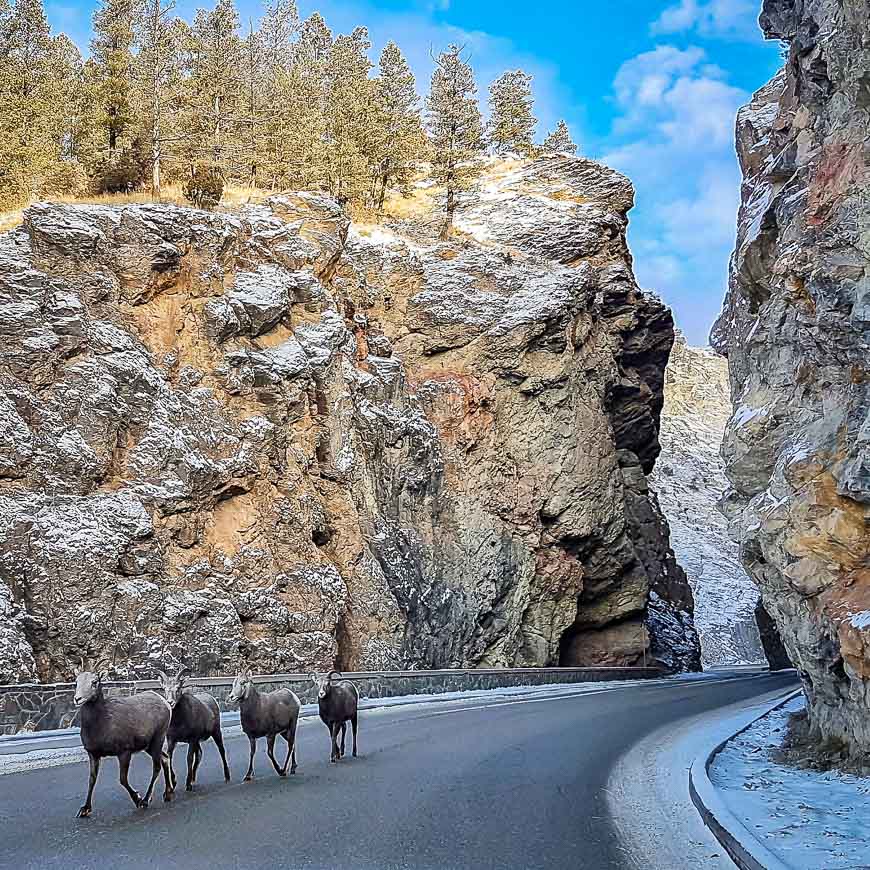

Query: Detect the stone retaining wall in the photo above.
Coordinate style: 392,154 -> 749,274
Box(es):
0,667 -> 663,735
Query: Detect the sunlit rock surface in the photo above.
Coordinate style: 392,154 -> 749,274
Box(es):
0,155 -> 699,681
651,335 -> 764,668
714,0 -> 870,753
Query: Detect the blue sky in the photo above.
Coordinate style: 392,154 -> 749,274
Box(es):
48,0 -> 782,344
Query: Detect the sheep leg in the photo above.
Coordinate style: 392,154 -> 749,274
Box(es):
118,751 -> 143,807
244,736 -> 256,782
77,752 -> 101,818
339,722 -> 347,758
140,747 -> 163,808
185,743 -> 197,791
351,712 -> 358,758
287,719 -> 298,774
213,728 -> 231,782
280,725 -> 296,776
166,738 -> 178,791
161,750 -> 173,803
267,733 -> 284,776
329,722 -> 340,763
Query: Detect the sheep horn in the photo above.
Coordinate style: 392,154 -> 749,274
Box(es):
327,670 -> 342,681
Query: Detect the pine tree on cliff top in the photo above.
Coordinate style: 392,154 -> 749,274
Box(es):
0,0 -> 74,206
542,119 -> 577,155
184,0 -> 244,169
371,41 -> 425,210
90,0 -> 137,157
426,44 -> 484,238
487,69 -> 536,155
323,26 -> 379,204
135,0 -> 178,195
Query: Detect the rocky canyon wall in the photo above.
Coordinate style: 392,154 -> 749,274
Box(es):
714,0 -> 870,753
0,155 -> 699,682
651,335 -> 764,667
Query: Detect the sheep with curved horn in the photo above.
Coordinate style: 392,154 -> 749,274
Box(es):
73,658 -> 172,818
310,670 -> 359,763
157,666 -> 231,793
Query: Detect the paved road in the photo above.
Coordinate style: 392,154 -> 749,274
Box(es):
0,671 -> 797,870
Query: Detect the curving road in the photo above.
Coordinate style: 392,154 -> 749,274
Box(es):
0,671 -> 797,870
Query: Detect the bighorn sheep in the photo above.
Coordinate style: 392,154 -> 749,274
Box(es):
73,659 -> 172,818
157,667 -> 231,792
310,671 -> 359,762
229,668 -> 300,780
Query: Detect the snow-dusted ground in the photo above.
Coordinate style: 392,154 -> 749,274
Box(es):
711,694 -> 870,869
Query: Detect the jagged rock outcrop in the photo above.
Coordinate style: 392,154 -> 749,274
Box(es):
714,0 -> 870,753
0,155 -> 699,682
651,335 -> 764,667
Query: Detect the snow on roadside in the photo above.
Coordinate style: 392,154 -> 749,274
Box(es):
710,694 -> 870,869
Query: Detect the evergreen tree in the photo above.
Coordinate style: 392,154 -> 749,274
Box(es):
323,26 -> 378,204
371,41 -> 424,210
259,0 -> 297,73
542,119 -> 577,155
241,20 -> 264,185
135,0 -> 178,194
488,69 -> 536,155
0,0 -> 65,205
426,44 -> 483,237
90,0 -> 138,156
184,0 -> 244,173
297,12 -> 331,63
257,11 -> 330,191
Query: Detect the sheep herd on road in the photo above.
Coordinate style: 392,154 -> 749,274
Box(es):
72,660 -> 360,818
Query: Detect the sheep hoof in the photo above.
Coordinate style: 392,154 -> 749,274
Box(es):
136,798 -> 149,809
224,774 -> 231,783
76,806 -> 91,819
163,792 -> 173,803
185,784 -> 194,792
243,774 -> 253,782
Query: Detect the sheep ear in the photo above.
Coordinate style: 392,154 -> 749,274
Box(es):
309,672 -> 318,684
157,670 -> 168,682
177,667 -> 191,681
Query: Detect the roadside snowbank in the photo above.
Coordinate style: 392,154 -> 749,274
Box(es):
711,694 -> 870,869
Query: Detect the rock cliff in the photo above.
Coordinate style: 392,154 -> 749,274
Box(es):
714,0 -> 870,753
0,154 -> 699,682
651,335 -> 764,667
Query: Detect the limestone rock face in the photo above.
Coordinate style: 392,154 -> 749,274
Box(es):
0,155 -> 699,681
651,335 -> 764,667
714,0 -> 870,753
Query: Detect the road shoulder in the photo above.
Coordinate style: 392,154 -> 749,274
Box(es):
606,681 -> 798,869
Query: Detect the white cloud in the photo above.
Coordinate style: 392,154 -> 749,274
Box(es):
599,44 -> 747,340
609,45 -> 743,149
651,0 -> 760,40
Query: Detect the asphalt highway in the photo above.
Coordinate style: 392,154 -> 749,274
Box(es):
0,671 -> 797,870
